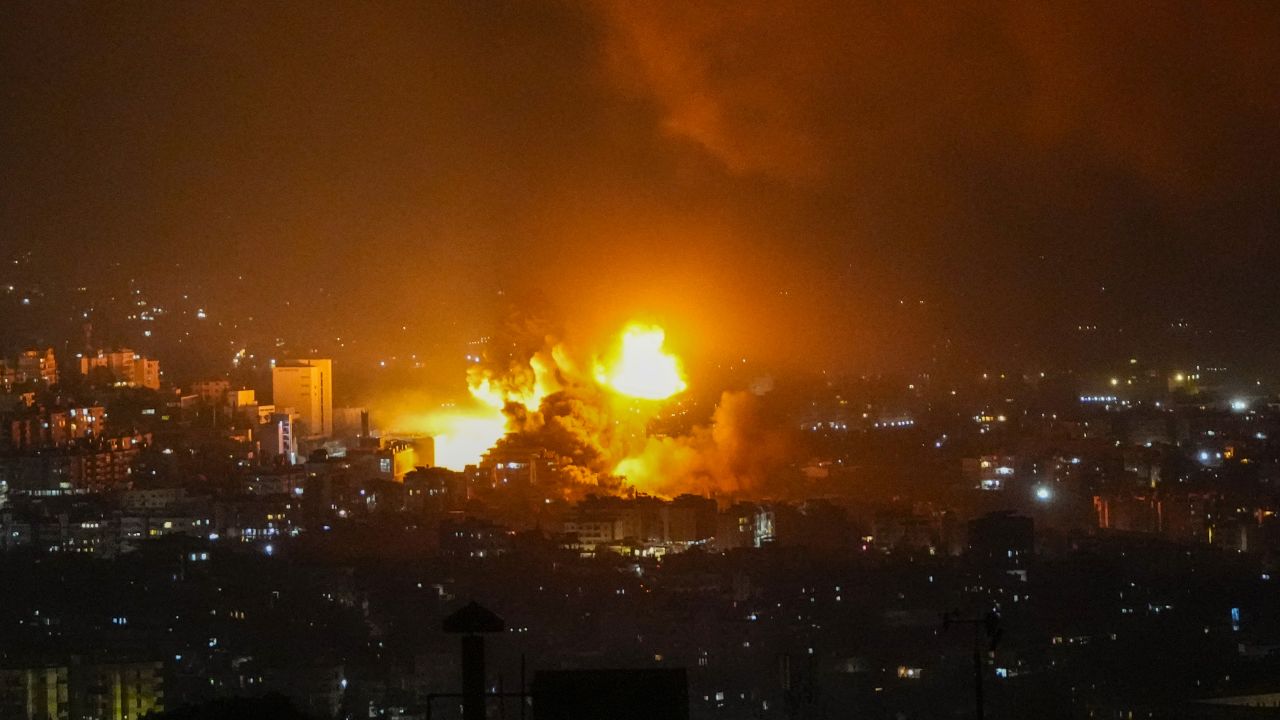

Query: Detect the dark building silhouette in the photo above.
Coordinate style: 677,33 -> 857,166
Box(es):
531,668 -> 688,720
967,511 -> 1034,563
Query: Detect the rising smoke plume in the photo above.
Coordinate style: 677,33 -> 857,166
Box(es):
466,316 -> 798,499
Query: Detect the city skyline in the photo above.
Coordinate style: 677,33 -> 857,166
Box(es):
3,3 -> 1280,719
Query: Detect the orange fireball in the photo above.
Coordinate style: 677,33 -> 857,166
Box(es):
595,324 -> 687,400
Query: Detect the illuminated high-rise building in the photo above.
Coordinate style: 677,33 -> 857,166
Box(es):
272,359 -> 333,439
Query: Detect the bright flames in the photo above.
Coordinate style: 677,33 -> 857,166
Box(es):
431,414 -> 508,470
390,322 -> 688,472
394,406 -> 507,471
594,325 -> 687,400
383,320 -> 786,497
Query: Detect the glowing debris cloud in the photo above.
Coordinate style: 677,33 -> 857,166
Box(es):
384,320 -> 789,497
431,413 -> 508,470
393,405 -> 508,471
594,325 -> 687,400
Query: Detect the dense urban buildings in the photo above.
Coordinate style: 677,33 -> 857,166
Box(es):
3,327 -> 1280,718
80,349 -> 161,390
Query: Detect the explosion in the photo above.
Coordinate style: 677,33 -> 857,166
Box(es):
594,325 -> 687,400
428,413 -> 508,471
390,319 -> 792,499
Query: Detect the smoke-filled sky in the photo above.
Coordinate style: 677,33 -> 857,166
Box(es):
4,1 -> 1279,373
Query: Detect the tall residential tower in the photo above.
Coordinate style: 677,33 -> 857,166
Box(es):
271,359 -> 333,439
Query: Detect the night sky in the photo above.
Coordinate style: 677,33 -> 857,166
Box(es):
3,2 -> 1279,375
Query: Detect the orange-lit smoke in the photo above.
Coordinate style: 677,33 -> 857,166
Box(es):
392,322 -> 791,498
463,325 -> 687,477
614,390 -> 793,497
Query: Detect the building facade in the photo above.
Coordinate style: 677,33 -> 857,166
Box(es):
79,350 -> 160,390
271,359 -> 332,439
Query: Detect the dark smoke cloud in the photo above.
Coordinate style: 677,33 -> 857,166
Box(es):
598,1 -> 1280,194
3,2 -> 1278,374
